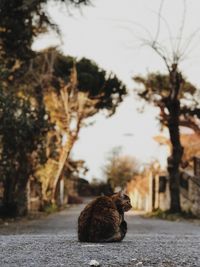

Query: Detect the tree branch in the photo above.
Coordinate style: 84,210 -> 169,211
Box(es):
179,117 -> 200,134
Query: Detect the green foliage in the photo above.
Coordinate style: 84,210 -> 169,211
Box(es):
0,0 -> 127,215
0,0 -> 91,80
0,86 -> 51,215
0,89 -> 50,170
43,203 -> 58,214
134,72 -> 197,105
0,0 -> 90,60
0,91 -> 49,166
52,52 -> 127,116
134,72 -> 200,132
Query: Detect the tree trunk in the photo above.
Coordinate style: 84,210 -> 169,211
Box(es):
2,183 -> 27,217
2,176 -> 18,217
2,167 -> 29,217
14,182 -> 28,216
51,140 -> 71,204
166,65 -> 183,213
167,99 -> 183,212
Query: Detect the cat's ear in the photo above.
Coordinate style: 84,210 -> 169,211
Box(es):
119,189 -> 127,197
119,190 -> 124,197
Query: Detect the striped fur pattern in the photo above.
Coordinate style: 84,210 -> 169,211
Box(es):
78,192 -> 132,242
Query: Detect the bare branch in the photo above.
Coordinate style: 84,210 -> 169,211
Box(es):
150,41 -> 170,71
179,118 -> 200,134
153,0 -> 165,44
175,0 -> 187,59
179,28 -> 200,60
105,18 -> 154,42
180,107 -> 200,118
150,9 -> 175,59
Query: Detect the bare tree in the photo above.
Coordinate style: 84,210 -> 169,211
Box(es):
133,0 -> 200,212
103,147 -> 140,190
51,70 -> 100,202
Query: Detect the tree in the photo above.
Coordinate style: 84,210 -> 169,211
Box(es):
27,48 -> 127,203
134,70 -> 197,213
54,55 -> 126,116
0,0 -> 91,216
0,88 -> 50,216
134,73 -> 200,135
103,147 -> 139,190
134,73 -> 200,212
0,0 -> 90,77
133,0 -> 200,212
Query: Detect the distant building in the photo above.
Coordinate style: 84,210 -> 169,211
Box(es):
127,157 -> 200,217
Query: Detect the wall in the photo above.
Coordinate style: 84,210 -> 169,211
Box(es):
180,170 -> 200,216
127,171 -> 153,212
154,157 -> 200,217
127,157 -> 200,217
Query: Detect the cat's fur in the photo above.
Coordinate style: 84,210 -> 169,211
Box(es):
78,192 -> 132,242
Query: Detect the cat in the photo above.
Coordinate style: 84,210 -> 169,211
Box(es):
78,191 -> 132,242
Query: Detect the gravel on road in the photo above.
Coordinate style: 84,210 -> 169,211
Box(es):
0,204 -> 200,267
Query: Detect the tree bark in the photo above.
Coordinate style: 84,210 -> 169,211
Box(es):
14,181 -> 28,216
51,136 -> 72,203
2,179 -> 27,217
2,162 -> 29,217
2,175 -> 17,217
166,65 -> 183,213
166,99 -> 183,212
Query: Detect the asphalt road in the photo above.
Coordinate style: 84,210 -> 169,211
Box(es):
0,202 -> 200,267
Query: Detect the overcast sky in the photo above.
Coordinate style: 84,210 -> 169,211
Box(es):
33,0 -> 200,181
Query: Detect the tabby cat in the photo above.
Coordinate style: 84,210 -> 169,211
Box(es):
78,191 -> 132,242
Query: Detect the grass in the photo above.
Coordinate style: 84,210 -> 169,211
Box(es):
143,209 -> 198,222
43,203 -> 59,214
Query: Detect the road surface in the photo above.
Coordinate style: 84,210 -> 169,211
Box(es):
0,202 -> 200,267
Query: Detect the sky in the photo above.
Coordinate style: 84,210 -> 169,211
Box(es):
33,0 -> 200,181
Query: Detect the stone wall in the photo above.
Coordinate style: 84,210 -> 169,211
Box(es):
153,173 -> 170,211
180,171 -> 200,216
155,157 -> 200,217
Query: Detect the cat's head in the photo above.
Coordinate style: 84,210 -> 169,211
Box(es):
111,191 -> 132,212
